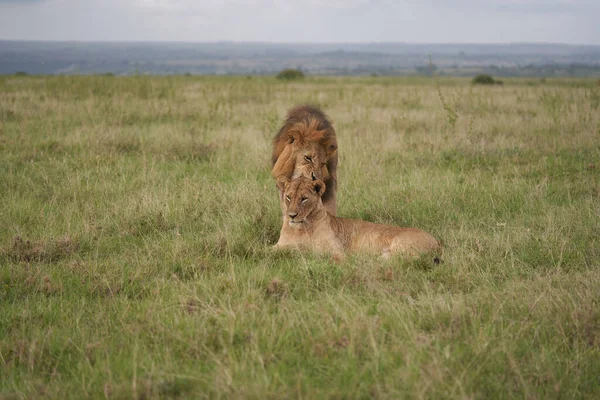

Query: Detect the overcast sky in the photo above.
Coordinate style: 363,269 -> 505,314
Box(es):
0,0 -> 598,44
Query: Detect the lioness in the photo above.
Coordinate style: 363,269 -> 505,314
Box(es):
271,105 -> 338,215
275,177 -> 442,261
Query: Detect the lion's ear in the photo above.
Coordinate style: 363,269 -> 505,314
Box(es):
288,130 -> 304,145
312,180 -> 326,197
286,131 -> 295,144
276,177 -> 290,192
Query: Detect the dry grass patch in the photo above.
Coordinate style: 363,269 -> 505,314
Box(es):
3,235 -> 77,263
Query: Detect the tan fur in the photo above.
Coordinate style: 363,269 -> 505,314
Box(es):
271,105 -> 338,215
275,177 -> 442,261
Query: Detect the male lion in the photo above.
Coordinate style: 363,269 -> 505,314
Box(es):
271,105 -> 338,215
274,177 -> 442,262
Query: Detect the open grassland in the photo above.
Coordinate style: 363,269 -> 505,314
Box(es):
1,75 -> 599,399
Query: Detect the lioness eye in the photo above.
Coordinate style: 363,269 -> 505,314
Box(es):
285,196 -> 291,202
301,197 -> 308,203
304,156 -> 312,162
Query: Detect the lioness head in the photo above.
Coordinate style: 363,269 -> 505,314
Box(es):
277,176 -> 326,226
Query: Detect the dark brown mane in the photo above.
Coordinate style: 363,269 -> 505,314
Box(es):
271,105 -> 337,166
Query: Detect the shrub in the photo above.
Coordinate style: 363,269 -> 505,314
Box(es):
276,68 -> 304,80
472,74 -> 497,85
15,71 -> 27,76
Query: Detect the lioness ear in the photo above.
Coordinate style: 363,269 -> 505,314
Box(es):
276,177 -> 290,192
312,180 -> 326,196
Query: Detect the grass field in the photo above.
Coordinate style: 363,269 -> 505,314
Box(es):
1,75 -> 599,399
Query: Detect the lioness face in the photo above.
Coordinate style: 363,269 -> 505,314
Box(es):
291,141 -> 330,182
277,177 -> 325,226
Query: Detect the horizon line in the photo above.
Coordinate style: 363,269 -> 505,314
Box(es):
1,39 -> 600,47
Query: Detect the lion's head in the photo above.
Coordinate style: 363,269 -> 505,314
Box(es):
277,176 -> 326,226
272,141 -> 328,184
271,106 -> 337,184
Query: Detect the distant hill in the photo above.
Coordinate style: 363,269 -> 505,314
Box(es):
1,41 -> 600,77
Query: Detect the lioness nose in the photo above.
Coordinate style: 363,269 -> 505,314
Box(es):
289,212 -> 298,219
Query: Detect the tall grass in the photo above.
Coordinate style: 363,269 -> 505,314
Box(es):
1,75 -> 599,398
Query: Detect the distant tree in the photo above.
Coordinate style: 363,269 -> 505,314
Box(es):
276,68 -> 304,80
15,71 -> 27,76
472,74 -> 498,85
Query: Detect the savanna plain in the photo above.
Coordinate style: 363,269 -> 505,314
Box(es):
1,75 -> 599,399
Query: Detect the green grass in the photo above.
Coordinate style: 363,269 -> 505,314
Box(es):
1,75 -> 599,398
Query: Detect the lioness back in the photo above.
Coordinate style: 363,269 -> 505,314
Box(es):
338,219 -> 441,257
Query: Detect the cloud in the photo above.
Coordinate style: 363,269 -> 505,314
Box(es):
413,0 -> 599,14
0,0 -> 47,3
0,0 -> 598,43
131,0 -> 383,14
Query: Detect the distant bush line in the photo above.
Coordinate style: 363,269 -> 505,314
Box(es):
472,74 -> 503,85
276,69 -> 304,80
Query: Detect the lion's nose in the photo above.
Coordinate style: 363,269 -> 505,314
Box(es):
289,212 -> 298,219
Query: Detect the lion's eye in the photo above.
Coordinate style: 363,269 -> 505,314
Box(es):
304,156 -> 312,162
301,197 -> 308,203
285,196 -> 291,202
